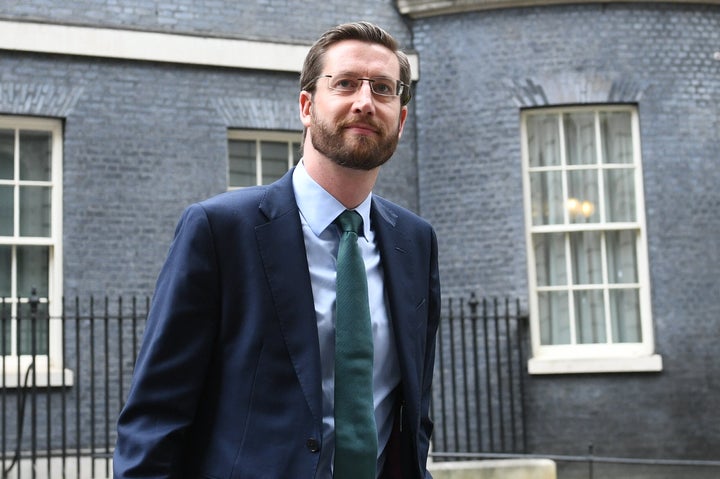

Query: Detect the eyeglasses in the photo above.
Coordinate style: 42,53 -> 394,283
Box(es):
317,74 -> 410,105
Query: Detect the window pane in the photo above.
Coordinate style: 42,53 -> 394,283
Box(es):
0,129 -> 13,179
567,169 -> 599,224
604,168 -> 636,222
1,300 -> 9,355
0,245 -> 10,297
261,141 -> 289,185
19,130 -> 52,181
0,185 -> 13,236
606,230 -> 638,284
601,112 -> 633,164
17,301 -> 49,355
539,291 -> 570,345
570,231 -> 603,285
20,186 -> 51,237
564,112 -> 596,166
17,245 -> 48,297
574,289 -> 606,344
610,288 -> 641,343
533,233 -> 567,286
530,171 -> 563,225
228,139 -> 256,187
527,114 -> 560,167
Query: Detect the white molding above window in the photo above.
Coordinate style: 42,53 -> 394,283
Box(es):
0,20 -> 420,80
397,0 -> 720,18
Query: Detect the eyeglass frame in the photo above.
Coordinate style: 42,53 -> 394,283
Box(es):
313,74 -> 412,106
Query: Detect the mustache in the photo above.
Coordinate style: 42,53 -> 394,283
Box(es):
337,118 -> 384,134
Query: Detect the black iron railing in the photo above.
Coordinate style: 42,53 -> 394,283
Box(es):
4,293 -> 719,479
430,294 -> 529,459
1,295 -> 147,479
0,293 -> 532,478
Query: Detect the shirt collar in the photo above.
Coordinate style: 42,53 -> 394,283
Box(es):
292,160 -> 372,238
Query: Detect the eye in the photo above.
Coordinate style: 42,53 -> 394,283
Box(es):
333,77 -> 358,91
372,80 -> 395,95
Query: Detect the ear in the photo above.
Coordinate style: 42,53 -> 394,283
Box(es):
299,90 -> 313,128
397,105 -> 408,139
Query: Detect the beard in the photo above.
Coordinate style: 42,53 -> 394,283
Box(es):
309,106 -> 400,171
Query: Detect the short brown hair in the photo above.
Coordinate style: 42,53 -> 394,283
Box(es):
300,21 -> 412,106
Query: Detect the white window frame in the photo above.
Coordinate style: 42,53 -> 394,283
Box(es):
227,130 -> 301,189
0,116 -> 70,387
520,105 -> 662,374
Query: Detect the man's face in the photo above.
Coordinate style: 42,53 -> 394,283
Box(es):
301,40 -> 408,171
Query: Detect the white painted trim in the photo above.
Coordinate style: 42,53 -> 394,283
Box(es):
0,20 -> 420,79
2,357 -> 74,388
2,368 -> 74,388
398,0 -> 720,18
0,116 -> 64,364
428,458 -> 557,478
528,354 -> 663,375
520,106 -> 659,370
0,19 -> 307,72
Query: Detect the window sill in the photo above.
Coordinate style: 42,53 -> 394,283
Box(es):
528,354 -> 663,375
2,367 -> 74,388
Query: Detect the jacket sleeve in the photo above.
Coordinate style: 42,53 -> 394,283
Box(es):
419,227 -> 440,478
113,204 -> 221,479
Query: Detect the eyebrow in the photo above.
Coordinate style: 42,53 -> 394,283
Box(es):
331,70 -> 396,80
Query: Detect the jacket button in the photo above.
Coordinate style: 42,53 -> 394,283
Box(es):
306,438 -> 320,453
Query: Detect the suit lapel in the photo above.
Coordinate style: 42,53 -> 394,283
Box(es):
255,171 -> 323,425
371,199 -> 421,397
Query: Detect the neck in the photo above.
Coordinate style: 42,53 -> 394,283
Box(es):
302,150 -> 379,209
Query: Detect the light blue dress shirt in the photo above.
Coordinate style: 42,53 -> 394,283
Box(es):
292,162 -> 401,478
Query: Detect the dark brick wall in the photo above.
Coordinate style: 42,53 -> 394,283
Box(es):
0,0 -> 413,46
412,2 -> 720,466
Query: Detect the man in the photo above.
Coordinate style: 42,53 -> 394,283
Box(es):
114,21 -> 440,479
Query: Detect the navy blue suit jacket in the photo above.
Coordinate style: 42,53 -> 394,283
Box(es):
114,169 -> 440,479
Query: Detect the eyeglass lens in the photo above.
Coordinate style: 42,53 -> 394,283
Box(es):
325,75 -> 401,97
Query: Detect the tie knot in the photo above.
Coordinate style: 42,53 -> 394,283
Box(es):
336,210 -> 363,236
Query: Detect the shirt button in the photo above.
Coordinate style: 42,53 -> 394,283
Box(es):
306,438 -> 320,453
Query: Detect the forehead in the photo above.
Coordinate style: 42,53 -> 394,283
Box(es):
323,39 -> 400,78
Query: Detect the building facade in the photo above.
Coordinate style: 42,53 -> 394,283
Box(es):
0,1 -> 718,478
405,2 -> 719,477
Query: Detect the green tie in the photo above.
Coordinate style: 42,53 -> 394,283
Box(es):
333,209 -> 377,479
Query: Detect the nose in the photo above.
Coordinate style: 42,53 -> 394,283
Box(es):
352,80 -> 376,114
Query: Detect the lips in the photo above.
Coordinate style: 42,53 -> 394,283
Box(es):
343,122 -> 380,135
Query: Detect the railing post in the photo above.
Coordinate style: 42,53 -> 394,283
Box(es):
467,292 -> 479,319
1,298 -> 7,476
517,301 -> 529,454
30,287 -> 39,478
481,297 -> 493,452
467,293 -> 482,452
448,298 -> 459,451
459,296 -> 470,452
